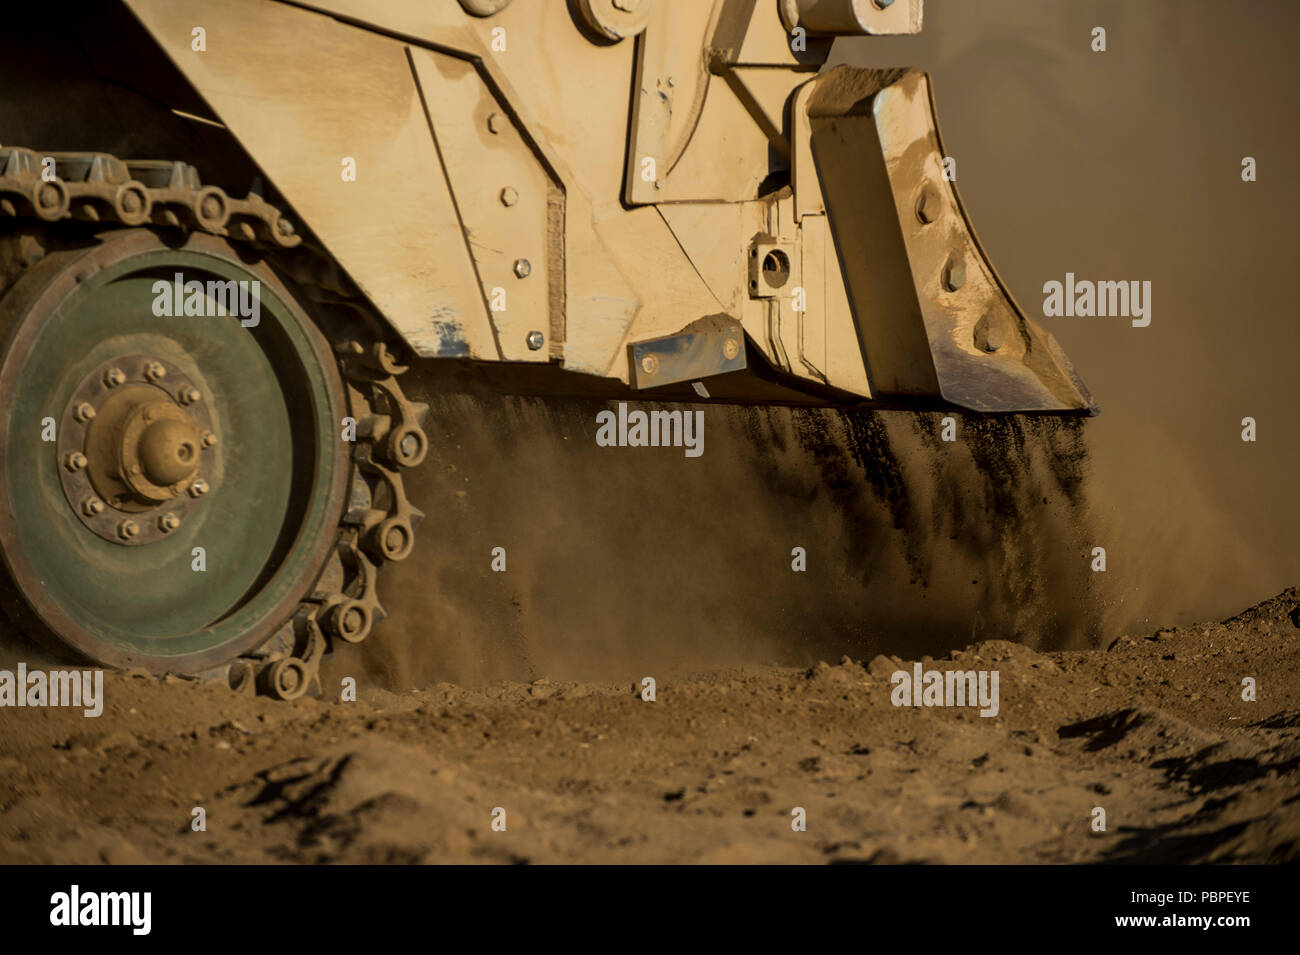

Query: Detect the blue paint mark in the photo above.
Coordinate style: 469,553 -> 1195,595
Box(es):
432,321 -> 469,357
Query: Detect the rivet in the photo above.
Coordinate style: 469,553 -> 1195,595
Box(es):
513,258 -> 532,278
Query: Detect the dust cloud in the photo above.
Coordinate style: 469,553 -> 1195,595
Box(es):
335,390 -> 1113,690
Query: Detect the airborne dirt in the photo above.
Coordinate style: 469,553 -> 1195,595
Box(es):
1,588 -> 1296,864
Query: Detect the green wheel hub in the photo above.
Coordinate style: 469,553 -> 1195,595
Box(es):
0,230 -> 349,672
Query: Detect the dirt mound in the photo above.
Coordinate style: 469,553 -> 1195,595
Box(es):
2,587 -> 1295,864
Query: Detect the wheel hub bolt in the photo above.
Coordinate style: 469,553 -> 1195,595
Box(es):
178,387 -> 201,405
157,513 -> 180,533
103,367 -> 126,388
74,402 -> 96,423
200,430 -> 217,449
144,361 -> 167,382
63,451 -> 88,472
277,218 -> 295,236
81,497 -> 104,517
38,183 -> 60,208
117,519 -> 140,540
399,434 -> 419,457
188,478 -> 210,498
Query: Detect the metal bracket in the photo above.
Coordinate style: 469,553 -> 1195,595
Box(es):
630,315 -> 746,389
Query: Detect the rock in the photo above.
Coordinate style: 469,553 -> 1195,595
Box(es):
868,655 -> 900,679
95,731 -> 138,753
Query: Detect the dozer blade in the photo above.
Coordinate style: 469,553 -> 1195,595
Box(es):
796,67 -> 1095,413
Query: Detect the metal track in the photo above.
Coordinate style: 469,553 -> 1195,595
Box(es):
0,146 -> 428,699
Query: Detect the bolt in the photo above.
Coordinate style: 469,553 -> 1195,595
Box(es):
201,195 -> 222,219
500,186 -> 519,207
916,185 -> 940,224
200,430 -> 217,449
121,189 -> 143,214
157,513 -> 180,533
145,360 -> 167,382
526,330 -> 544,351
178,387 -> 201,405
513,258 -> 531,279
873,0 -> 895,8
975,314 -> 1005,353
117,519 -> 139,540
342,606 -> 365,636
188,478 -> 210,498
723,338 -> 740,360
74,402 -> 96,423
487,112 -> 506,134
81,497 -> 104,517
63,451 -> 87,472
399,433 -> 420,457
38,183 -> 60,209
640,354 -> 659,376
943,256 -> 967,292
103,367 -> 126,388
277,218 -> 295,236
